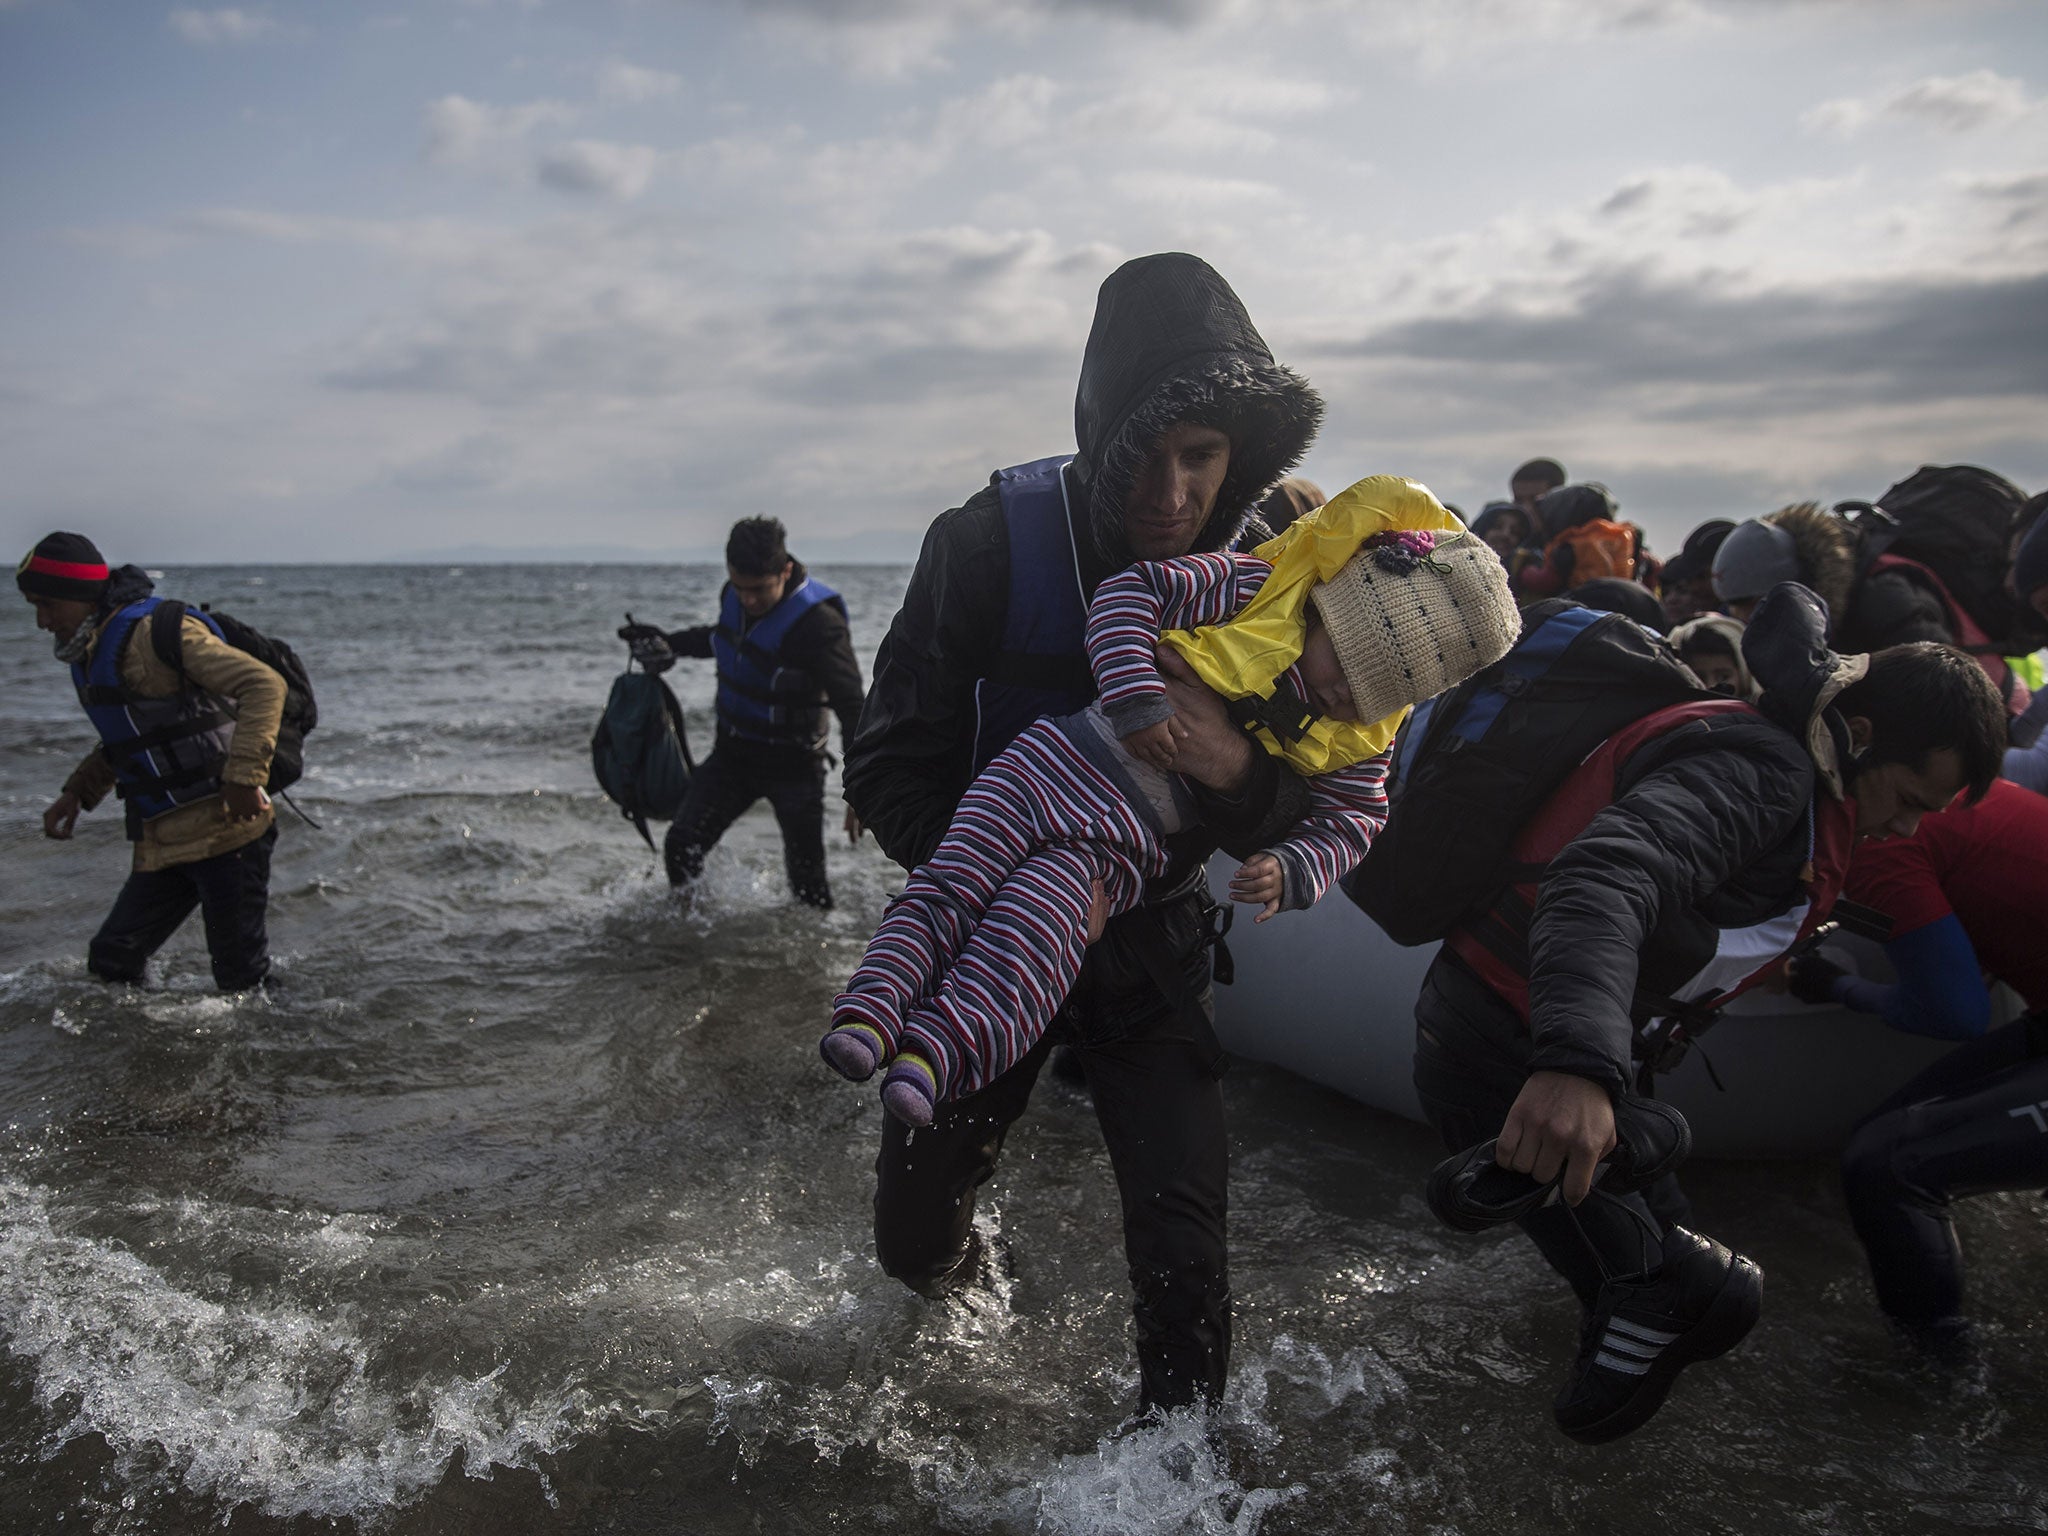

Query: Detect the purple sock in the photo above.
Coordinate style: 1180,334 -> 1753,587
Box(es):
881,1053 -> 938,1128
820,1022 -> 885,1082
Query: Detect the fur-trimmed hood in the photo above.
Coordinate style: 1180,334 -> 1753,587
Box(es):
1069,252 -> 1323,568
1762,502 -> 1856,622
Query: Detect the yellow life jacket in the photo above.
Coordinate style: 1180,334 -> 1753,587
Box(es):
1159,475 -> 1465,775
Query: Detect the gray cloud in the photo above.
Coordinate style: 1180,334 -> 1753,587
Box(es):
1324,267 -> 2048,419
534,140 -> 661,199
1805,69 -> 2037,137
1968,171 -> 2048,229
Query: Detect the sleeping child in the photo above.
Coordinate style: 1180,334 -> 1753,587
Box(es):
820,475 -> 1521,1126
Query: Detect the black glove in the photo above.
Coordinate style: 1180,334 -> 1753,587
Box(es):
617,622 -> 664,643
1786,952 -> 1848,1007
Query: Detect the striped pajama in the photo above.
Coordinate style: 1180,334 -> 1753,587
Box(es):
832,714 -> 1166,1100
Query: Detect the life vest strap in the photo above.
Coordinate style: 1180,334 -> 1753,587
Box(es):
715,669 -> 815,706
100,711 -> 230,762
111,758 -> 219,799
713,624 -> 785,678
1224,683 -> 1317,745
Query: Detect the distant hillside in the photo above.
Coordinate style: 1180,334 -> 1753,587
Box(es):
390,528 -> 922,565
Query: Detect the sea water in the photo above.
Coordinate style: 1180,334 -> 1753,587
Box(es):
0,563 -> 2042,1534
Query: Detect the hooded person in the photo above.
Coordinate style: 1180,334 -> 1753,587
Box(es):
1714,499 -> 1994,654
1471,500 -> 1535,567
842,252 -> 1325,1416
1668,613 -> 1760,701
1711,507 -> 1846,625
1716,496 -> 2036,733
18,532 -> 288,992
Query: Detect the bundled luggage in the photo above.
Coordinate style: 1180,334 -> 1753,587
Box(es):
1347,600 -> 1712,946
148,599 -> 318,792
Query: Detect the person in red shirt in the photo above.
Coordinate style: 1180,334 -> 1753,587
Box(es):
1789,778 -> 2048,1339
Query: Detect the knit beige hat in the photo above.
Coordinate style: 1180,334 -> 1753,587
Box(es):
1307,529 -> 1521,724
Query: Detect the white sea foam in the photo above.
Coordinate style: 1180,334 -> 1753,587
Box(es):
992,1411 -> 1304,1536
0,1178 -> 582,1524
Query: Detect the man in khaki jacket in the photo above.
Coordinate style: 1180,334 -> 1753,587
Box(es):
19,532 -> 287,991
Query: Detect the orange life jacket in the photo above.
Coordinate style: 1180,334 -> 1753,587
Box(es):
1545,518 -> 1641,584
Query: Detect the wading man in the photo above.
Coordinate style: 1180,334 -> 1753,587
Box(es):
843,251 -> 1324,1418
624,516 -> 866,910
20,533 -> 286,992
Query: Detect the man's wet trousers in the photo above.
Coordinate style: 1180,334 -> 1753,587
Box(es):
1411,952 -> 1688,1311
1841,1014 -> 2048,1325
870,900 -> 1231,1412
664,742 -> 831,908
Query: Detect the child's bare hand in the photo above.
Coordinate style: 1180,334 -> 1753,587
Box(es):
1124,716 -> 1179,770
1230,853 -> 1285,923
1085,878 -> 1111,944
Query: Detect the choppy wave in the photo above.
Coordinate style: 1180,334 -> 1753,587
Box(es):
0,1178 -> 581,1522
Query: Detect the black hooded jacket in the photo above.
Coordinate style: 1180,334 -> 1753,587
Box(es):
844,253 -> 1323,872
1519,586 -> 1851,1091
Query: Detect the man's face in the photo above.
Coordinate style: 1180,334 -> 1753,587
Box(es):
1510,477 -> 1550,512
1124,422 -> 1231,561
25,593 -> 96,647
729,561 -> 793,619
1850,742 -> 1968,841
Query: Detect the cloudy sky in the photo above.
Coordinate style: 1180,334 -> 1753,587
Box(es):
3,0 -> 2043,564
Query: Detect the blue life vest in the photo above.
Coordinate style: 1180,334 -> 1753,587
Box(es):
72,597 -> 237,831
970,457 -> 1097,773
713,576 -> 846,749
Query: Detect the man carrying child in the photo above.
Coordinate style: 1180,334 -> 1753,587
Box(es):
842,251 -> 1324,1417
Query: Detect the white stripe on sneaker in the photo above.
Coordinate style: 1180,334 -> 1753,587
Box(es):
1606,1317 -> 1682,1347
1593,1349 -> 1653,1376
1600,1336 -> 1661,1362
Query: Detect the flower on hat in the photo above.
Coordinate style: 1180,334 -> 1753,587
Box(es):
1362,528 -> 1449,575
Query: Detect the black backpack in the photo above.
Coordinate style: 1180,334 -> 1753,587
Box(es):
149,599 -> 318,793
1346,600 -> 1712,946
592,666 -> 695,852
1860,464 -> 2029,645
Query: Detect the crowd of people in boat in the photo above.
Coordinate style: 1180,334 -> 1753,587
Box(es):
19,248 -> 2047,1451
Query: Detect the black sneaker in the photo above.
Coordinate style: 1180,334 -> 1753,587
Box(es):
1553,1224 -> 1762,1444
1426,1093 -> 1692,1233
